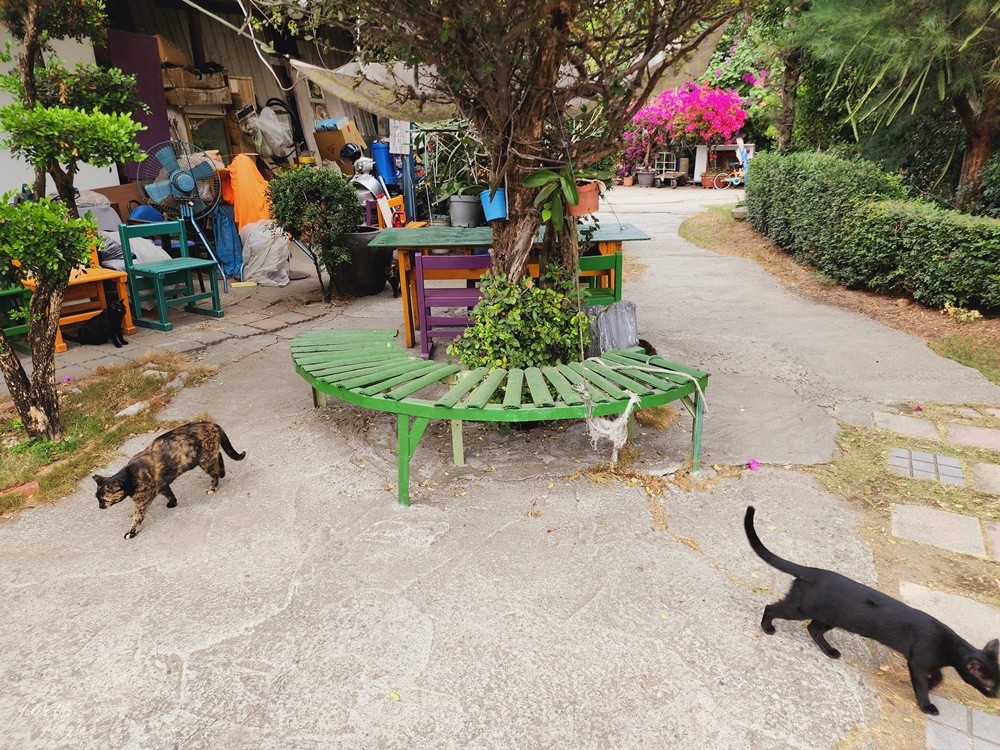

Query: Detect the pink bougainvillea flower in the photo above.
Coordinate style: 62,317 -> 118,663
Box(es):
747,459 -> 760,471
62,375 -> 72,383
913,404 -> 924,412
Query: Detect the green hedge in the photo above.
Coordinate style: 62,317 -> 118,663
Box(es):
745,152 -> 1000,312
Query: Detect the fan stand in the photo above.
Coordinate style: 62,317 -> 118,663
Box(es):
180,201 -> 229,293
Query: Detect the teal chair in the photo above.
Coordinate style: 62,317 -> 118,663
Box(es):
118,221 -> 223,331
578,251 -> 623,306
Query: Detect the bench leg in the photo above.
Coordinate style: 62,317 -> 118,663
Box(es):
312,387 -> 326,408
451,419 -> 465,466
690,391 -> 705,472
397,414 -> 429,507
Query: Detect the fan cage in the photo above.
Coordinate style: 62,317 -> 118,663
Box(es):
135,140 -> 222,220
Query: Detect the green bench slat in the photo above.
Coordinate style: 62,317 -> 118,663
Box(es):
435,367 -> 489,407
350,361 -> 441,393
600,351 -> 706,390
604,350 -> 708,382
583,360 -> 656,396
568,362 -> 630,400
331,360 -> 434,390
306,356 -> 414,379
462,369 -> 507,408
387,363 -> 462,400
524,367 -> 555,407
502,369 -> 525,409
541,366 -> 586,406
555,364 -> 610,403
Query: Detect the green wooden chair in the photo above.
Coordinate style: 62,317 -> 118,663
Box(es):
0,283 -> 31,349
578,251 -> 623,306
118,221 -> 223,331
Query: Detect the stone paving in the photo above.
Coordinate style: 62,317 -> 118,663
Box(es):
869,407 -> 1000,748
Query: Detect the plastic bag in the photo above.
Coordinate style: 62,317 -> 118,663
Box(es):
240,220 -> 291,286
257,107 -> 294,157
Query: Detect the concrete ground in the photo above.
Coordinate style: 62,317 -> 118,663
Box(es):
1,185 -> 999,749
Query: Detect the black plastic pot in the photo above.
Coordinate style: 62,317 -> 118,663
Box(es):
331,225 -> 390,297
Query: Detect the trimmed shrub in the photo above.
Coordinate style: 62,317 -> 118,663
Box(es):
842,201 -> 1000,310
745,152 -> 1000,313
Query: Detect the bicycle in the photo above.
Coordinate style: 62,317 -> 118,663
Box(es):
713,167 -> 745,190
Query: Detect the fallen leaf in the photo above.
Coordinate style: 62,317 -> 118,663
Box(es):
660,612 -> 670,621
766,524 -> 776,531
750,571 -> 760,579
390,691 -> 401,702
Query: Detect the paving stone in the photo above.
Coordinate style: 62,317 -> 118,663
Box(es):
988,523 -> 1000,562
273,311 -> 312,325
932,698 -> 972,731
956,407 -> 982,418
191,330 -> 230,347
874,411 -> 940,440
973,738 -> 1000,750
888,448 -> 966,485
891,505 -> 986,557
986,408 -> 1000,419
220,325 -> 262,338
927,721 -> 973,750
947,423 -> 1000,452
973,710 -> 1000,742
115,401 -> 149,418
246,317 -> 287,332
237,296 -> 272,311
971,464 -> 1000,496
900,582 -> 1000,647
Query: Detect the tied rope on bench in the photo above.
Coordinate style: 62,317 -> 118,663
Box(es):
575,357 -> 709,466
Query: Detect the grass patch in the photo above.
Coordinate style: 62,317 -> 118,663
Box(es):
0,352 -> 215,513
677,203 -> 736,250
812,423 -> 1000,522
930,335 -> 1000,385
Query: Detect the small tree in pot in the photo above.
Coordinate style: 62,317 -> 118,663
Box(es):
268,167 -> 386,301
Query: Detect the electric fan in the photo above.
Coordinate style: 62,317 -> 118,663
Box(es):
135,140 -> 230,289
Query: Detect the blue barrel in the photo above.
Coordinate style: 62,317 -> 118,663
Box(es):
371,142 -> 397,185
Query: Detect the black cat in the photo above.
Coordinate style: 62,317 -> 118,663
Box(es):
387,257 -> 401,298
64,300 -> 128,348
745,505 -> 999,715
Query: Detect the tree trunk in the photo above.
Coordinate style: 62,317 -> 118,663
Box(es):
0,281 -> 66,441
954,93 -> 999,209
776,46 -> 803,151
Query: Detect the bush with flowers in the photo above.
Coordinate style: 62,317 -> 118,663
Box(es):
619,83 -> 747,177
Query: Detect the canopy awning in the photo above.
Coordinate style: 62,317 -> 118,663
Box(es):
290,59 -> 457,123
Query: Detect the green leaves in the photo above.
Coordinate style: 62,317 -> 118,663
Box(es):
0,194 -> 95,285
525,167 -> 582,232
448,269 -> 590,371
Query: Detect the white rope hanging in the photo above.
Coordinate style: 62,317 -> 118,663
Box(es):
575,356 -> 708,467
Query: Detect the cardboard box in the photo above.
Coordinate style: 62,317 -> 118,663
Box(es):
165,86 -> 232,107
153,34 -> 190,67
227,76 -> 255,109
313,118 -> 367,171
162,67 -> 227,90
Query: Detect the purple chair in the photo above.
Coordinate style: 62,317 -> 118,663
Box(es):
414,252 -> 492,359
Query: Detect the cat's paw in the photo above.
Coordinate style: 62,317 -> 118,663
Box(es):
124,529 -> 137,539
113,342 -> 122,348
206,487 -> 216,495
920,703 -> 939,716
826,648 -> 841,659
762,624 -> 776,635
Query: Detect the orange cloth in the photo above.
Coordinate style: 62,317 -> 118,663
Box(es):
222,153 -> 271,231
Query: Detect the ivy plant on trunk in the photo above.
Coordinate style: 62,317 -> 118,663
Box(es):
0,0 -> 145,440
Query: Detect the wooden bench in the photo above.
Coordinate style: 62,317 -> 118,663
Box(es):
291,329 -> 709,505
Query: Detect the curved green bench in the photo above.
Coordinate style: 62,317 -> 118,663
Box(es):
291,329 -> 709,505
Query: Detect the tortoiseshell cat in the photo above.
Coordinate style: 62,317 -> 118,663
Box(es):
745,506 -> 999,714
94,422 -> 245,539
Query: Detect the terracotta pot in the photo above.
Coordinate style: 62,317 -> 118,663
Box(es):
622,175 -> 635,187
700,172 -> 715,188
567,180 -> 600,216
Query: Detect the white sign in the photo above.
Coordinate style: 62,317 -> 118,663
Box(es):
389,120 -> 411,154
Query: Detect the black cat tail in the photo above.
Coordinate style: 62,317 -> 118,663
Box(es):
744,506 -> 810,578
219,429 -> 246,461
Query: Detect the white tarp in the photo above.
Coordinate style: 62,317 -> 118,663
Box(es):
240,220 -> 291,287
290,59 -> 456,123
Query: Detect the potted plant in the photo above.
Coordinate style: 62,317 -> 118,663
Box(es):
523,165 -> 611,227
413,121 -> 491,226
268,166 -> 387,300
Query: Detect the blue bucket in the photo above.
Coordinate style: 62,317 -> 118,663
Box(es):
371,142 -> 397,184
480,188 -> 507,222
